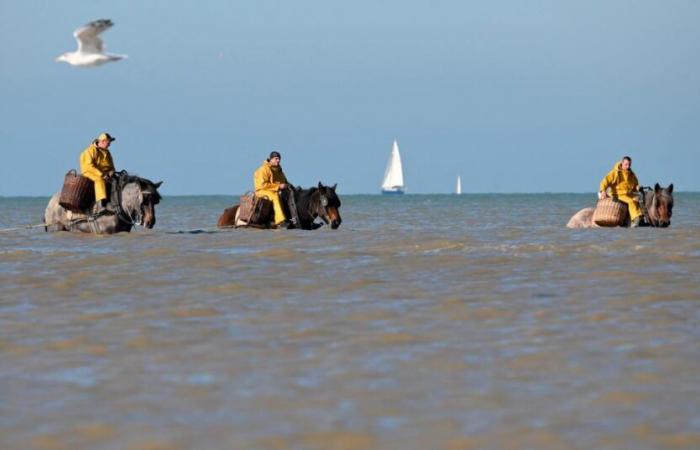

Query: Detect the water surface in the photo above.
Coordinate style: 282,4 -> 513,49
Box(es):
1,194 -> 699,449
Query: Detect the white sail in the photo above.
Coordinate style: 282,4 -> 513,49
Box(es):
381,140 -> 404,192
456,175 -> 462,195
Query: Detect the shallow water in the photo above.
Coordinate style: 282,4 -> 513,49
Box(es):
1,194 -> 699,450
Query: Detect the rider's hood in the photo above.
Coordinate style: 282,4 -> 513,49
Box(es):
264,160 -> 283,171
613,161 -> 634,174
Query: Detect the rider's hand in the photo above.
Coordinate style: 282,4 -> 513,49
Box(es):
279,183 -> 287,190
598,191 -> 607,200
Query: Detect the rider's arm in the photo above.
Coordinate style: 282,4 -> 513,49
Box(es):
599,169 -> 615,194
279,170 -> 289,190
79,146 -> 104,178
254,167 -> 280,191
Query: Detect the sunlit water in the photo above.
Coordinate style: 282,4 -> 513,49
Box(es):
1,194 -> 699,450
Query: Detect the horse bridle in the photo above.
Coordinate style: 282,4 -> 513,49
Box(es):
111,171 -> 146,228
639,186 -> 671,227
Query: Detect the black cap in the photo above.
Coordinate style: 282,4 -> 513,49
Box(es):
269,151 -> 281,160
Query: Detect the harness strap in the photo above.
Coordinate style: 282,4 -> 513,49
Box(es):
286,188 -> 301,225
110,171 -> 140,228
638,186 -> 656,225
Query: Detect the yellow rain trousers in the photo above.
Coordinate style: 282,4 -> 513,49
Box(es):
254,160 -> 290,225
599,162 -> 642,220
79,144 -> 115,203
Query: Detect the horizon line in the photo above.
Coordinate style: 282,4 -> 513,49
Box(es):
1,191 -> 695,198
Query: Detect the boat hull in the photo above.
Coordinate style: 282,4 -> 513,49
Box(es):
381,189 -> 405,195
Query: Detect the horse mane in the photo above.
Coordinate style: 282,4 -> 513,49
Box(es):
114,171 -> 162,202
293,187 -> 319,220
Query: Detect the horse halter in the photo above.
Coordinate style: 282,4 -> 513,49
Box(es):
642,187 -> 671,227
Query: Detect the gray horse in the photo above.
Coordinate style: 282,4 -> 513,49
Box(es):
44,173 -> 162,234
567,183 -> 674,228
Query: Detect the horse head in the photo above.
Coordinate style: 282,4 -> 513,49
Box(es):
647,183 -> 673,228
138,179 -> 163,228
118,174 -> 162,229
316,182 -> 342,229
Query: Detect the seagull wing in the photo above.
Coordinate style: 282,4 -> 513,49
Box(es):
73,19 -> 113,54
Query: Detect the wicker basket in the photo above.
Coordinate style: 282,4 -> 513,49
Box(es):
59,169 -> 95,213
593,198 -> 628,227
238,192 -> 273,225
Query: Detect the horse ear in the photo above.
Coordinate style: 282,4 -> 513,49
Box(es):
318,182 -> 323,189
655,183 -> 661,192
331,183 -> 337,191
667,183 -> 673,193
154,181 -> 163,189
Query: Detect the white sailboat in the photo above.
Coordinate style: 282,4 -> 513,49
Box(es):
381,140 -> 405,195
455,175 -> 462,195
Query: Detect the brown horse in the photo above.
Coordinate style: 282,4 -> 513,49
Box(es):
44,172 -> 162,234
218,183 -> 342,230
567,183 -> 674,228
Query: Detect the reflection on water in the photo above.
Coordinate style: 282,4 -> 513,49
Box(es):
1,194 -> 700,449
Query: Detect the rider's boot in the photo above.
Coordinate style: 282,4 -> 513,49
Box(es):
630,217 -> 642,228
93,199 -> 108,216
275,220 -> 295,230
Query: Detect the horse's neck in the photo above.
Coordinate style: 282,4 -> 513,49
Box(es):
645,191 -> 657,213
119,183 -> 142,216
295,190 -> 317,220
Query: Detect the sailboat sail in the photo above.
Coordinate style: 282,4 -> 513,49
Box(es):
456,176 -> 462,195
381,140 -> 405,193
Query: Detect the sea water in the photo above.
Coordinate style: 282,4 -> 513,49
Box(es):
1,194 -> 699,449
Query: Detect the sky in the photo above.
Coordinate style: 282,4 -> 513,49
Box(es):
1,0 -> 698,195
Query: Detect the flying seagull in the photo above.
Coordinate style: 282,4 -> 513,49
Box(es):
56,19 -> 127,67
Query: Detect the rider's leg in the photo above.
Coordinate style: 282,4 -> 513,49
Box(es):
618,194 -> 643,226
258,190 -> 287,225
82,173 -> 107,213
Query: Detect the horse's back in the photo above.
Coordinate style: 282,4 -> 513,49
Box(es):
217,205 -> 239,228
567,207 -> 596,228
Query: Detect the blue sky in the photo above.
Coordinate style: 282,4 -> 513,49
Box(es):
1,0 -> 698,195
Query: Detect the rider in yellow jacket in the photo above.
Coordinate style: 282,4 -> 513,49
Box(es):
599,156 -> 643,227
254,151 -> 291,227
80,133 -> 116,210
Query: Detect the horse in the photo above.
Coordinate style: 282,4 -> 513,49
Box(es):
567,183 -> 674,228
44,171 -> 163,234
217,182 -> 342,230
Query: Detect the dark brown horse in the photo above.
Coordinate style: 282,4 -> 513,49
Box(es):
218,182 -> 342,230
567,183 -> 674,228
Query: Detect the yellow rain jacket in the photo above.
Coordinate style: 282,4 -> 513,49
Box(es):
79,143 -> 115,203
599,162 -> 642,220
254,160 -> 289,224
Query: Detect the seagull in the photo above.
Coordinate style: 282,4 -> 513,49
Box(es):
56,19 -> 127,67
